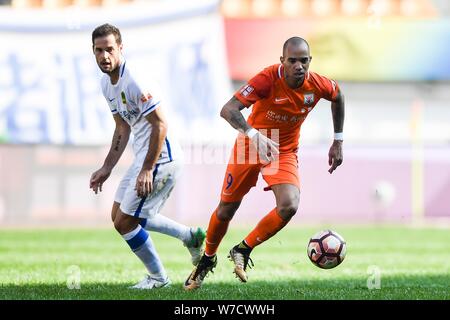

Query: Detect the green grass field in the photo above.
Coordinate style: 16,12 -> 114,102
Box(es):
0,226 -> 448,300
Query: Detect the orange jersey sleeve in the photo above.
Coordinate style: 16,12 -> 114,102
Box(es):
234,67 -> 275,107
309,72 -> 340,101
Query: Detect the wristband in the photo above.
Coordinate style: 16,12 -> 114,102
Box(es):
246,128 -> 258,139
334,132 -> 343,141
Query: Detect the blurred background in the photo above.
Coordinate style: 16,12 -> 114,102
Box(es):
0,0 -> 449,227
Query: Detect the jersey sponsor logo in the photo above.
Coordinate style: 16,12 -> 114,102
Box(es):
266,110 -> 290,123
304,93 -> 314,105
274,97 -> 289,103
290,115 -> 302,122
140,93 -> 152,103
119,108 -> 139,121
240,84 -> 254,97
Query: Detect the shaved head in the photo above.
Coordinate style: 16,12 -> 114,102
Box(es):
280,37 -> 311,88
282,37 -> 310,56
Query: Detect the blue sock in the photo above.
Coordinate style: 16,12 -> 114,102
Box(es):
122,225 -> 167,281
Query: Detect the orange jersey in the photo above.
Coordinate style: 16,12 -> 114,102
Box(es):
234,64 -> 339,153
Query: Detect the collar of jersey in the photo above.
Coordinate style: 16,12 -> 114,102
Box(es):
119,60 -> 126,78
109,60 -> 126,88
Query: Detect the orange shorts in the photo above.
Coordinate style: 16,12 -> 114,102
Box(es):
220,151 -> 300,203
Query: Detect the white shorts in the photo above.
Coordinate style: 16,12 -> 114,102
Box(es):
115,160 -> 182,218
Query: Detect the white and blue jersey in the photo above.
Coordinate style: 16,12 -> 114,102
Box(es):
101,60 -> 180,164
100,60 -> 182,218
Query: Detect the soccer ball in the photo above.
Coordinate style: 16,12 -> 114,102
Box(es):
307,230 -> 346,269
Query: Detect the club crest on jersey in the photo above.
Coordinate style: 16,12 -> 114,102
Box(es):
304,93 -> 314,105
140,93 -> 152,103
240,84 -> 254,97
121,91 -> 127,105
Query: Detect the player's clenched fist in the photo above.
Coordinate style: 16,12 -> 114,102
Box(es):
246,128 -> 279,163
90,167 -> 111,194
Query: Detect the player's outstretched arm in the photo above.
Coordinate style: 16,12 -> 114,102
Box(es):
220,96 -> 279,163
135,107 -> 168,198
90,114 -> 130,194
328,89 -> 345,174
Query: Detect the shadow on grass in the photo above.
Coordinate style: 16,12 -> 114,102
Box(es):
1,274 -> 448,300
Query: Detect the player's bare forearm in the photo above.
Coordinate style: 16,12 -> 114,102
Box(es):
220,96 -> 252,134
331,90 -> 345,135
103,120 -> 130,171
328,90 -> 344,174
141,108 -> 168,171
141,124 -> 166,171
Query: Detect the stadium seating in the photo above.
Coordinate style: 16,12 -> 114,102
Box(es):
2,0 -> 440,17
221,0 -> 438,18
9,0 -> 132,7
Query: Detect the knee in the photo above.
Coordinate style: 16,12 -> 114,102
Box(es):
113,218 -> 126,234
111,202 -> 120,222
277,203 -> 299,220
113,214 -> 138,235
216,201 -> 240,221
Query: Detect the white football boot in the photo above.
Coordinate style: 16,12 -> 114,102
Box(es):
129,275 -> 171,290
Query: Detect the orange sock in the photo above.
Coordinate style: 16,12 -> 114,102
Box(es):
244,208 -> 290,248
205,209 -> 230,256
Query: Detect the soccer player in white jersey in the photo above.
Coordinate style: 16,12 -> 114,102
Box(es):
89,24 -> 205,289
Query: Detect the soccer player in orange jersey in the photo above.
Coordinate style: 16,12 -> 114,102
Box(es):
184,37 -> 345,290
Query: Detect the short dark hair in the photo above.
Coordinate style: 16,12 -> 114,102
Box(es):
92,23 -> 122,46
282,37 -> 309,56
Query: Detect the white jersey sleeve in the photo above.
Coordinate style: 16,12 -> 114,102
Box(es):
128,72 -> 162,118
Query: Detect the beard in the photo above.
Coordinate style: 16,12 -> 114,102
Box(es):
99,62 -> 118,75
